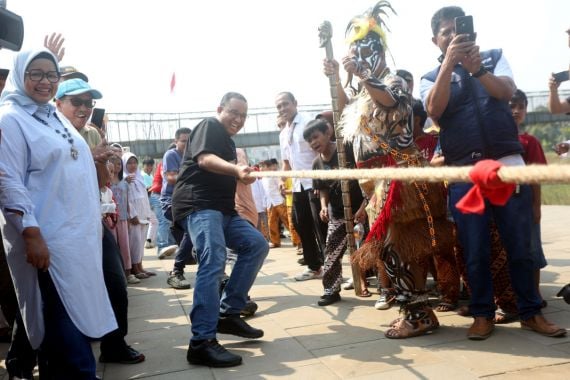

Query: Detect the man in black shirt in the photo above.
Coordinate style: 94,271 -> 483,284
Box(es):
172,92 -> 269,368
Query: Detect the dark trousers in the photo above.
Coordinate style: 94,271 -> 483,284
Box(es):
293,188 -> 324,271
0,233 -> 18,325
100,224 -> 129,355
37,271 -> 97,380
5,312 -> 36,379
165,205 -> 195,273
308,190 -> 328,256
1,230 -> 37,379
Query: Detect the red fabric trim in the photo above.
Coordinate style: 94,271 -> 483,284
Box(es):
455,160 -> 515,215
365,181 -> 402,242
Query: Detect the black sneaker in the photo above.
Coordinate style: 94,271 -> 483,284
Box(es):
318,293 -> 341,306
99,346 -> 145,364
240,299 -> 258,317
217,314 -> 264,339
187,339 -> 242,367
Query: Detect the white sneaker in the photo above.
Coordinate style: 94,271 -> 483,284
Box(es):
294,268 -> 323,281
342,278 -> 354,290
158,245 -> 178,259
127,274 -> 141,284
374,291 -> 395,310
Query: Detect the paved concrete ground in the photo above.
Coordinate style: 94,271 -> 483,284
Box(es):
2,205 -> 570,379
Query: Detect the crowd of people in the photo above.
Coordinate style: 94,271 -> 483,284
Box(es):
0,2 -> 569,377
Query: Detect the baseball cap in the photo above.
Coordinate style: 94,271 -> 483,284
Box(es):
59,66 -> 89,82
55,78 -> 103,100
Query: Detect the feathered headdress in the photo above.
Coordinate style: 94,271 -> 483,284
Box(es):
345,1 -> 396,49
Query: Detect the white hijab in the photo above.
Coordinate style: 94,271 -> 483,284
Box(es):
0,48 -> 59,108
122,151 -> 147,200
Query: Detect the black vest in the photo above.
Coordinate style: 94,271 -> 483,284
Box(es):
422,49 -> 522,166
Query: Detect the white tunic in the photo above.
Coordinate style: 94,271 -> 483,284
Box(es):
0,103 -> 117,348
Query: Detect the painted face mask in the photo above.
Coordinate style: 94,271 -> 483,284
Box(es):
344,1 -> 394,81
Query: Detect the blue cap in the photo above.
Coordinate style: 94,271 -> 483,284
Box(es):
55,78 -> 102,100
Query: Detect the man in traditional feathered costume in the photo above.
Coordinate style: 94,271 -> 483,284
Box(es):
323,0 -> 458,338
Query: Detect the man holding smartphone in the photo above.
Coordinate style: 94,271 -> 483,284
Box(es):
547,27 -> 570,115
420,6 -> 566,341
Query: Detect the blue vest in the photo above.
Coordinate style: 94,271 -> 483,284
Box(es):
422,49 -> 522,166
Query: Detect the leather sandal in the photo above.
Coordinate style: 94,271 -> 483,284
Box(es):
385,308 -> 439,339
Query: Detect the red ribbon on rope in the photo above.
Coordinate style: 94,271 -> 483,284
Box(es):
455,159 -> 516,215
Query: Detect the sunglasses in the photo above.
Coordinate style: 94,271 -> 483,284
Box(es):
67,97 -> 96,108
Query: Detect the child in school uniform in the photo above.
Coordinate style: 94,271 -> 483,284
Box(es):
303,119 -> 365,306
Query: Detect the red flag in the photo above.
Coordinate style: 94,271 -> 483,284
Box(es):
170,72 -> 176,93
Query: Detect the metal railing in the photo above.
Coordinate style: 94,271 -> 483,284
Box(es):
105,103 -> 330,144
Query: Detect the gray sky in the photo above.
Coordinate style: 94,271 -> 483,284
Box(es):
4,0 -> 570,113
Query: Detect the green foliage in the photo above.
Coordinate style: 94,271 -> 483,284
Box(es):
542,152 -> 570,205
523,121 -> 570,151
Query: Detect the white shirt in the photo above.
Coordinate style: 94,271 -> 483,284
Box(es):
262,177 -> 285,206
280,113 -> 317,192
251,179 -> 270,212
0,103 -> 117,348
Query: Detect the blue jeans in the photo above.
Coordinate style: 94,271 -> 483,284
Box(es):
185,210 -> 268,342
150,193 -> 176,255
449,183 -> 542,320
530,222 -> 547,269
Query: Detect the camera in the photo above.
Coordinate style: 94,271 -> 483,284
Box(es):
0,1 -> 24,52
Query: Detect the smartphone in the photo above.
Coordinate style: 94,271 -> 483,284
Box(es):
91,108 -> 105,129
455,15 -> 475,41
553,70 -> 570,83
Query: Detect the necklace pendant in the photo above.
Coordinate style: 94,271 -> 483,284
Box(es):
70,146 -> 79,160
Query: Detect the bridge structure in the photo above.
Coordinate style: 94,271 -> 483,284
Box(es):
105,90 -> 570,163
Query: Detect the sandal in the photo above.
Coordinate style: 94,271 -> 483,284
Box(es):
134,272 -> 149,279
435,302 -> 457,312
494,308 -> 519,324
385,309 -> 439,339
357,289 -> 372,298
144,271 -> 157,277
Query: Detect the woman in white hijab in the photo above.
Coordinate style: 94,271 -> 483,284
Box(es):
122,151 -> 154,279
0,49 -> 116,379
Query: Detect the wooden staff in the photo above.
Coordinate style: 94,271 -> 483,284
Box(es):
318,21 -> 364,296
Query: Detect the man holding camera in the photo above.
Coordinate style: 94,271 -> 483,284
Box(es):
548,27 -> 570,116
420,6 -> 566,341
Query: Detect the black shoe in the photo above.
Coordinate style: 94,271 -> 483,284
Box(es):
99,346 -> 145,364
217,314 -> 264,339
318,293 -> 341,306
187,339 -> 242,367
240,299 -> 258,317
297,257 -> 305,265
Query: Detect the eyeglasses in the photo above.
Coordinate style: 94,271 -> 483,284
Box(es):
25,70 -> 60,83
226,108 -> 248,120
67,97 -> 96,108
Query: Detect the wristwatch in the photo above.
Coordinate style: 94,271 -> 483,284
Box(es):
471,65 -> 487,78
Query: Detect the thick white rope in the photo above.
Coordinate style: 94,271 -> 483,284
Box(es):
252,164 -> 570,184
